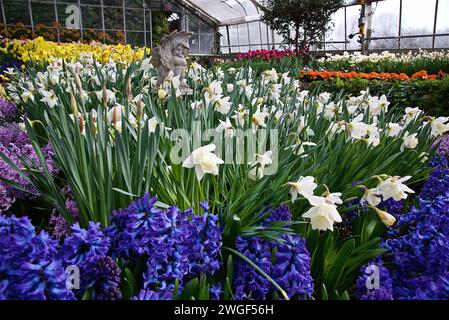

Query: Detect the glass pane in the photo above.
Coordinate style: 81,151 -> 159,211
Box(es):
400,36 -> 432,49
401,0 -> 436,36
326,7 -> 346,43
370,38 -> 400,50
104,6 -> 124,30
435,36 -> 449,48
31,2 -> 56,26
219,26 -> 228,47
346,5 -> 361,50
228,24 -> 238,46
199,33 -> 214,54
189,33 -> 200,54
81,5 -> 102,29
436,0 -> 449,34
248,21 -> 261,47
325,42 -> 345,51
4,0 -> 31,25
237,24 -> 249,46
371,0 -> 400,38
125,8 -> 145,31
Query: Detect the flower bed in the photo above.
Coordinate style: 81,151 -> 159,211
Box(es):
300,70 -> 438,81
236,49 -> 308,61
0,37 -> 149,65
1,50 -> 449,300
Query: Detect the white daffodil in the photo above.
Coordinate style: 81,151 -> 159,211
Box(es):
298,116 -> 315,137
182,144 -> 224,181
107,105 -> 123,130
21,89 -> 35,103
251,107 -> 269,132
401,131 -> 419,152
216,118 -> 235,138
377,176 -> 415,201
227,83 -> 234,93
386,122 -> 403,137
132,94 -> 145,108
361,188 -> 382,207
374,207 -> 396,227
286,176 -> 317,203
318,92 -> 331,104
348,114 -> 369,140
147,116 -> 158,134
40,90 -> 58,108
403,107 -> 422,124
325,192 -> 343,205
302,195 -> 342,231
214,96 -> 232,115
429,117 -> 449,137
231,105 -> 248,127
324,102 -> 338,120
248,151 -> 273,181
262,68 -> 278,83
95,88 -> 115,105
206,80 -> 223,97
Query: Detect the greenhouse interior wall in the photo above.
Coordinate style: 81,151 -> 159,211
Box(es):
1,0 -> 448,54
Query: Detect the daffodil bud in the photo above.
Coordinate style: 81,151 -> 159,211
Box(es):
136,100 -> 143,121
79,113 -> 85,134
375,207 -> 396,227
158,88 -> 167,100
73,67 -> 83,94
70,91 -> 78,118
102,84 -> 108,105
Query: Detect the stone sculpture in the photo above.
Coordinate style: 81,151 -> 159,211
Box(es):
151,30 -> 193,95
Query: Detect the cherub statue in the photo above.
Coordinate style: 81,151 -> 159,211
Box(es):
151,30 -> 193,94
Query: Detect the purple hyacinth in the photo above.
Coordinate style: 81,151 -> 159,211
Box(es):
233,236 -> 273,300
131,287 -> 173,300
143,205 -> 191,290
234,206 -> 314,300
356,258 -> 394,300
60,222 -> 110,266
436,135 -> 449,157
106,193 -> 163,257
82,255 -> 122,299
106,194 -> 223,297
0,214 -> 74,300
271,234 -> 314,299
0,98 -> 16,121
264,205 -> 292,225
381,195 -> 449,300
0,123 -> 59,213
50,197 -> 80,240
186,201 -> 222,276
419,167 -> 449,199
95,286 -> 123,300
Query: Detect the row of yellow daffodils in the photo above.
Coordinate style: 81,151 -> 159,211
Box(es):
1,37 -> 149,64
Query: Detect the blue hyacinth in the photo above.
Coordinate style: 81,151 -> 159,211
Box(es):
60,222 -> 110,266
106,193 -> 223,300
0,214 -> 74,300
234,205 -> 314,300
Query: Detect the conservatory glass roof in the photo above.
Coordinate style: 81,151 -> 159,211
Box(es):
182,0 -> 359,26
183,0 -> 261,25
